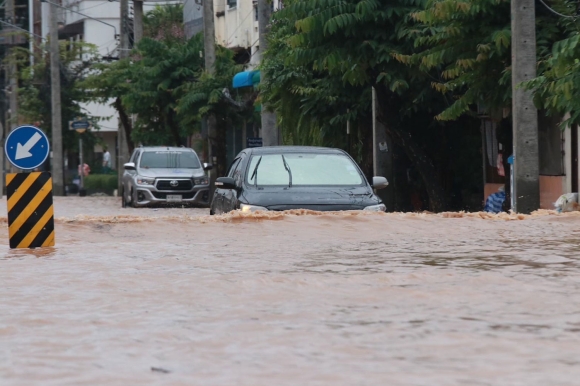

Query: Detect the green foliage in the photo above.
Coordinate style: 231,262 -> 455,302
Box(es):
261,6 -> 369,150
84,174 -> 118,193
176,43 -> 249,126
122,35 -> 206,145
403,0 -> 568,120
522,1 -> 580,127
144,4 -> 185,42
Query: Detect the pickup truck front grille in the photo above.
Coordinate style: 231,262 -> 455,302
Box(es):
155,179 -> 193,191
152,192 -> 195,199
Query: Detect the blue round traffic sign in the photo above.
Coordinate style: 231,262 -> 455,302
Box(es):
4,125 -> 50,170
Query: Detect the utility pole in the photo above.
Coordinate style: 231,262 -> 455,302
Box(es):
511,0 -> 539,213
133,0 -> 143,44
1,0 -> 16,195
6,0 -> 18,135
203,0 -> 217,192
258,0 -> 278,146
372,88 -> 394,211
118,0 -> 130,192
49,0 -> 64,195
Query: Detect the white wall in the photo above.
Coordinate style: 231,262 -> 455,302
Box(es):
194,0 -> 282,68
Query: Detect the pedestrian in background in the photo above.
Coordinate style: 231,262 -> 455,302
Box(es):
78,163 -> 90,177
102,146 -> 111,173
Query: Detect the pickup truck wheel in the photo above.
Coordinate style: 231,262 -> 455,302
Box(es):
130,188 -> 138,208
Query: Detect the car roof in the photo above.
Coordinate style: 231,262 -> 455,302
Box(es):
245,146 -> 346,155
138,146 -> 194,152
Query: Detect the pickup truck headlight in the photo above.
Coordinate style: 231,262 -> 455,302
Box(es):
194,177 -> 209,185
363,204 -> 386,212
136,176 -> 155,185
240,204 -> 268,212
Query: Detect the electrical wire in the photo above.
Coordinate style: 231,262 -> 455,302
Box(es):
97,38 -> 117,49
225,7 -> 255,45
81,1 -> 112,12
249,38 -> 260,59
538,0 -> 577,19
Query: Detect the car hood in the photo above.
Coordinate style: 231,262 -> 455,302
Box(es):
241,186 -> 380,210
136,168 -> 205,179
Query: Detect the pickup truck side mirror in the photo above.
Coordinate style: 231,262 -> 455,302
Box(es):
372,176 -> 389,190
124,162 -> 136,171
215,177 -> 236,190
203,163 -> 213,171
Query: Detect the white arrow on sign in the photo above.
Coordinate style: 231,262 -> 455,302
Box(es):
15,132 -> 42,160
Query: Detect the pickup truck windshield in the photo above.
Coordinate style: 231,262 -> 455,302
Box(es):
246,153 -> 363,186
139,151 -> 201,169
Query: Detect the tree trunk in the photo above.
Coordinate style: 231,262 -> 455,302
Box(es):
167,110 -> 183,147
114,97 -> 135,153
374,87 -> 448,212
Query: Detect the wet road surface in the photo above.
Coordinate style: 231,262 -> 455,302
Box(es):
1,197 -> 580,385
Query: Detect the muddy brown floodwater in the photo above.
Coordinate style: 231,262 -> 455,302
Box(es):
1,197 -> 580,385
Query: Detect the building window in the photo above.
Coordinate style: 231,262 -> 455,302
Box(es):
227,0 -> 237,8
254,4 -> 258,21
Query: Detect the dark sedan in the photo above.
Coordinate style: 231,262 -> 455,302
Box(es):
210,146 -> 388,214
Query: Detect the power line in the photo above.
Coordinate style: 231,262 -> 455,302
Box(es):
0,18 -> 46,40
249,38 -> 260,59
538,0 -> 577,19
41,0 -> 119,38
81,1 -> 111,12
226,7 -> 255,46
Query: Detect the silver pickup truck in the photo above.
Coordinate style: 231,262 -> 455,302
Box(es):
121,146 -> 212,208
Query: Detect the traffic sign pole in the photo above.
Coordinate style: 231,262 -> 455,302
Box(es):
69,119 -> 90,196
4,125 -> 55,249
79,134 -> 84,190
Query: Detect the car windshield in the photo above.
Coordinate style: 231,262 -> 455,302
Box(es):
246,153 -> 363,186
139,151 -> 201,169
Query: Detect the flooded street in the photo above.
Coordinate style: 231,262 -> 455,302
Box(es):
1,197 -> 580,385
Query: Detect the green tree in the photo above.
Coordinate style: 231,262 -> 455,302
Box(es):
144,4 -> 185,42
263,0 -> 459,210
403,0 -> 565,121
522,1 -> 580,127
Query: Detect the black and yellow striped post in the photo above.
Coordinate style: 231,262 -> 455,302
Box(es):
6,172 -> 55,249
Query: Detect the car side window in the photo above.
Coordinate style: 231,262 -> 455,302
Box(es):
232,155 -> 246,186
227,158 -> 241,178
130,150 -> 140,163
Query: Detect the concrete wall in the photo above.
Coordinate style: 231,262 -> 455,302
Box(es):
184,0 -> 203,37
538,111 -> 564,176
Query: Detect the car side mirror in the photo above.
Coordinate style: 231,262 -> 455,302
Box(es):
215,177 -> 237,190
372,176 -> 389,190
203,163 -> 213,171
124,162 -> 136,170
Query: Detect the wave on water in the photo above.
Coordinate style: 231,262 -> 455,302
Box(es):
0,208 -> 574,225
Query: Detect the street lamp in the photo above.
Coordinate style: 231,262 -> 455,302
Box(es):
70,118 -> 92,196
